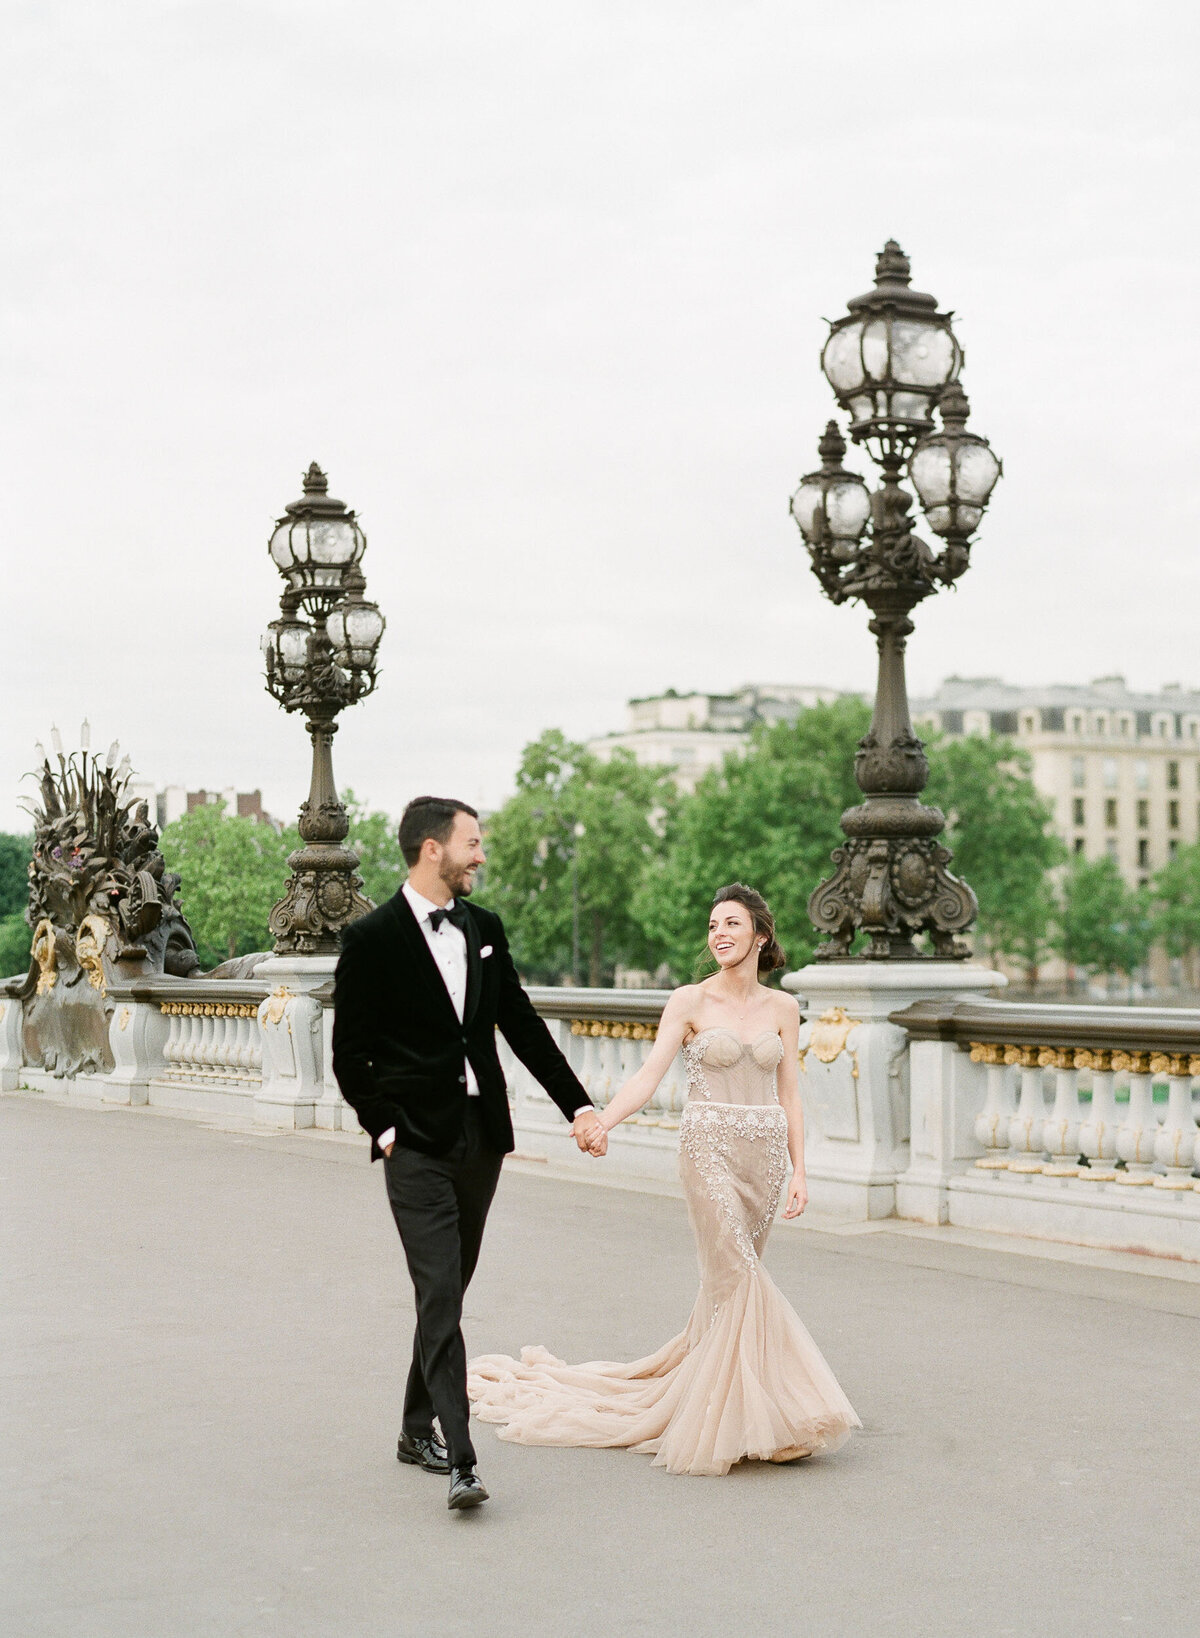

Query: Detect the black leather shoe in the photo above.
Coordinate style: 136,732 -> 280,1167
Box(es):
396,1430 -> 450,1474
447,1464 -> 489,1510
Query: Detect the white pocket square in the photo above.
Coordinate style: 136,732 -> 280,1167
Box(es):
480,945 -> 493,958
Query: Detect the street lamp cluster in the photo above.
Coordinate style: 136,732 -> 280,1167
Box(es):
791,242 -> 1002,960
262,463 -> 385,955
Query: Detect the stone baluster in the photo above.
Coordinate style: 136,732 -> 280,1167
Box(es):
1006,1045 -> 1046,1173
970,1043 -> 1014,1168
1114,1051 -> 1158,1184
579,1027 -> 605,1104
1077,1050 -> 1119,1180
1152,1053 -> 1198,1190
245,1009 -> 263,1080
162,1006 -> 185,1077
228,1009 -> 250,1081
213,1010 -> 234,1079
198,1007 -> 218,1077
1041,1048 -> 1083,1176
178,1009 -> 200,1078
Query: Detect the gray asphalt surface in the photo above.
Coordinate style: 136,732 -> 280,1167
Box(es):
2,1093 -> 1198,1638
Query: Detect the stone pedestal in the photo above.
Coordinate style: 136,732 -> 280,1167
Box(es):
786,961 -> 1004,1220
253,956 -> 335,1129
0,992 -> 23,1092
106,997 -> 169,1107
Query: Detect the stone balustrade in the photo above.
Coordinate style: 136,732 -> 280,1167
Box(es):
891,994 -> 1200,1257
4,962 -> 1199,1260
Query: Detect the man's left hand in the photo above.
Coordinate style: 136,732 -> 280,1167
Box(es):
572,1110 -> 605,1155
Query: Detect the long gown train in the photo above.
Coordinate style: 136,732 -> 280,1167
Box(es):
468,1028 -> 860,1477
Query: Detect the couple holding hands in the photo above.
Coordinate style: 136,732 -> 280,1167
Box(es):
332,795 -> 858,1511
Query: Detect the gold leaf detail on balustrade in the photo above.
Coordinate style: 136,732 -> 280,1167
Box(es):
1149,1052 -> 1170,1076
264,986 -> 294,1027
805,1006 -> 860,1065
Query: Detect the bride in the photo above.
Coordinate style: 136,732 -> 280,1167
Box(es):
468,884 -> 860,1476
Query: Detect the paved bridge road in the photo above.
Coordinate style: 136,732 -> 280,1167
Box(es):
2,1094 -> 1197,1638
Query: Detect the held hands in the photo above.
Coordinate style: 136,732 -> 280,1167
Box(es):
572,1110 -> 608,1158
783,1170 -> 808,1219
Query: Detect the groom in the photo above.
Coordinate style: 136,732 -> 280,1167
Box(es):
332,795 -> 605,1510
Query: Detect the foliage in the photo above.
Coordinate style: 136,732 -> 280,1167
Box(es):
1055,854 -> 1153,977
634,698 -> 871,981
478,730 -> 678,984
160,802 -> 300,969
0,832 -> 31,920
1149,843 -> 1200,964
0,911 -> 32,978
343,790 -> 405,908
924,734 -> 1066,976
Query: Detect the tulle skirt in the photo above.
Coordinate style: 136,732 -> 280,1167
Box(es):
468,1102 -> 860,1476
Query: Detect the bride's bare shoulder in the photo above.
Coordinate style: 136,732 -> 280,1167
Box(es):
770,988 -> 802,1026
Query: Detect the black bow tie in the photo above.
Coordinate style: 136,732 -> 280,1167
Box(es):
428,902 -> 468,934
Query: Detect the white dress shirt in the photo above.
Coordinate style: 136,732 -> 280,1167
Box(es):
377,880 -> 590,1153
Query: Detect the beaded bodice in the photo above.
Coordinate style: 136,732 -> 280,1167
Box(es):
682,1028 -> 784,1107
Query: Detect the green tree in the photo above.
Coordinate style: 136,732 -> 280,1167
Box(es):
160,802 -> 300,969
924,734 -> 1066,980
0,832 -> 31,919
1056,854 -> 1152,980
1149,842 -> 1200,986
0,912 -> 32,978
634,697 -> 871,981
343,790 -> 404,907
479,730 -> 677,984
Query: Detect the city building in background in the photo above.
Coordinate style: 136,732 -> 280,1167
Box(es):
911,676 -> 1200,892
127,784 -> 280,832
587,683 -> 848,791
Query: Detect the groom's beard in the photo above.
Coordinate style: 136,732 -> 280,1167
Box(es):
440,861 -> 478,898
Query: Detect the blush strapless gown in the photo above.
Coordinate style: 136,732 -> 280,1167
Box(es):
467,1027 -> 861,1476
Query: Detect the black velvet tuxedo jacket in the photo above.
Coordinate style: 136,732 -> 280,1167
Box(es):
331,890 -> 590,1160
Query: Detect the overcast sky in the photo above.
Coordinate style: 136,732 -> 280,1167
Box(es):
2,0 -> 1196,834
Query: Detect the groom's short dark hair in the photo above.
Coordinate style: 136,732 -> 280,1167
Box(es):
398,796 -> 479,866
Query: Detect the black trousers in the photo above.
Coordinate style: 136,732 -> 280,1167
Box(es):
383,1101 -> 504,1467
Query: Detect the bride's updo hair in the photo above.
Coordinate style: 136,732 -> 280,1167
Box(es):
711,884 -> 787,975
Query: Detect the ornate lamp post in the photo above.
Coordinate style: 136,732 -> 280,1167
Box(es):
790,242 -> 1002,960
262,463 -> 385,955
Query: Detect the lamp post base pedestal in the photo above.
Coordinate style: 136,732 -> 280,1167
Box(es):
253,955 -> 337,1129
785,961 -> 1005,1221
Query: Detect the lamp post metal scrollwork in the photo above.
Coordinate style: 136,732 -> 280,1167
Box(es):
791,242 -> 1002,961
262,463 -> 386,955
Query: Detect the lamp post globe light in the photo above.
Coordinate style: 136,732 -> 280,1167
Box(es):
262,463 -> 385,955
790,243 -> 1002,960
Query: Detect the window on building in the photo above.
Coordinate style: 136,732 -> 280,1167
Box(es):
1191,722 -> 1199,741
1139,876 -> 1149,890
1105,838 -> 1119,859
1105,798 -> 1118,828
1138,838 -> 1150,868
1137,799 -> 1149,828
1136,759 -> 1149,790
1095,716 -> 1106,736
1168,760 -> 1180,789
1022,713 -> 1036,734
1072,797 -> 1085,826
1169,800 -> 1180,828
1169,839 -> 1180,858
1119,716 -> 1132,736
1070,714 -> 1083,734
1071,756 -> 1085,788
1159,719 -> 1170,738
1074,837 -> 1086,855
1103,758 -> 1118,789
